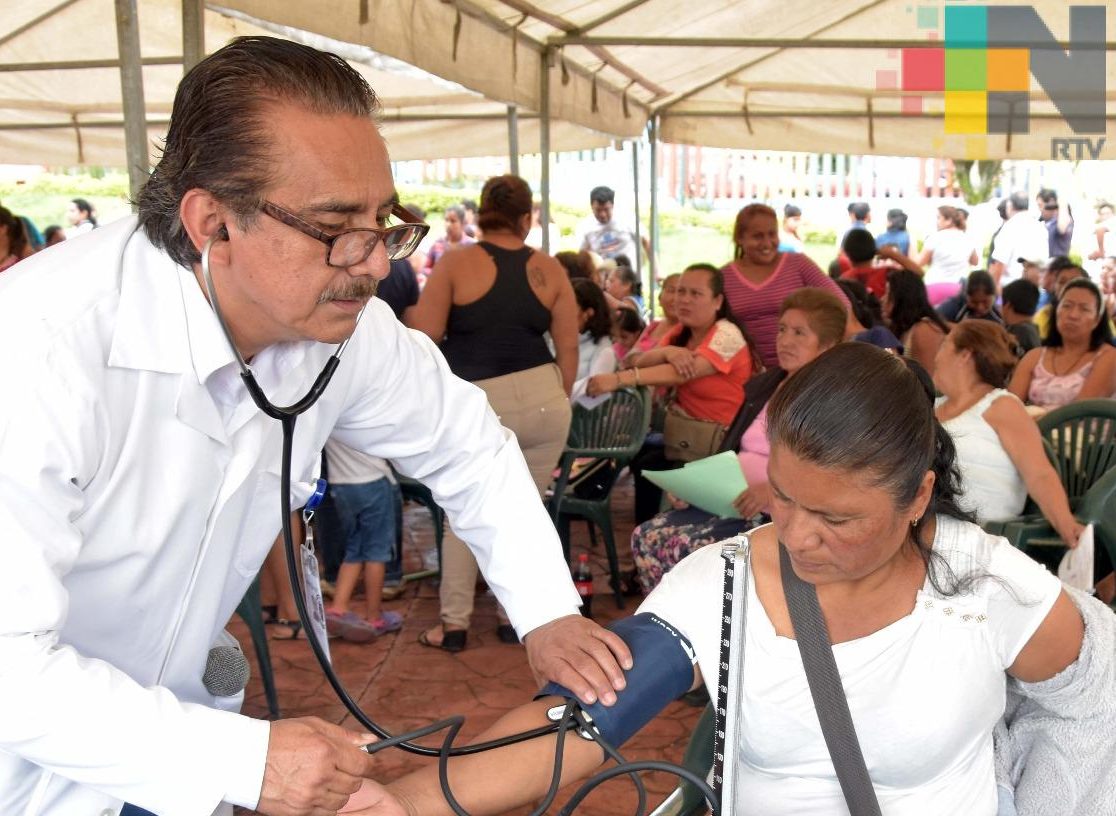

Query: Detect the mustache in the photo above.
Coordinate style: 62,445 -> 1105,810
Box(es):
318,278 -> 379,305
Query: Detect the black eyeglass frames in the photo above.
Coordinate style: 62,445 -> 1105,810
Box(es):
260,201 -> 430,267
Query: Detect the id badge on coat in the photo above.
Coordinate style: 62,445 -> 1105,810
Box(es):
301,483 -> 332,665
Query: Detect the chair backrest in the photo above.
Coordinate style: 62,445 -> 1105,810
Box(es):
1038,399 -> 1116,502
566,387 -> 651,461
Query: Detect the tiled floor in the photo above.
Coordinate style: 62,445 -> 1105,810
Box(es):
229,476 -> 702,816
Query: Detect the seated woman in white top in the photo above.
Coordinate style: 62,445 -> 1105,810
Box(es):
569,279 -> 617,400
932,320 -> 1080,547
346,344 -> 1100,816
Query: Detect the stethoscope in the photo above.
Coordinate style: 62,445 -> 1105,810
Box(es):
200,232 -> 718,815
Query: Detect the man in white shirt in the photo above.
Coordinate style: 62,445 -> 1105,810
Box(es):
577,185 -> 638,260
989,192 -> 1050,288
0,37 -> 629,816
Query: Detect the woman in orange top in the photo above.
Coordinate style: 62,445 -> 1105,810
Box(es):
588,262 -> 758,521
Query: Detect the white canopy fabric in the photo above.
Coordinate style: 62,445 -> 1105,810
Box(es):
221,0 -> 1115,161
1,0 -> 1112,165
0,0 -> 611,166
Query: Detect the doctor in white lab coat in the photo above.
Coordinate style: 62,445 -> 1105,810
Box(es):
0,37 -> 630,816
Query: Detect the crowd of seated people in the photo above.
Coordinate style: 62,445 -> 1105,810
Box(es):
229,183 -> 1116,672
355,341 -> 1115,816
236,181 -> 1116,812
588,263 -> 760,523
395,188 -> 1116,613
629,288 -> 847,593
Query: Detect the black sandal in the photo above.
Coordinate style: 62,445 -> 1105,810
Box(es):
418,627 -> 467,653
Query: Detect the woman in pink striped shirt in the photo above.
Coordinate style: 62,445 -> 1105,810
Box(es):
720,204 -> 846,367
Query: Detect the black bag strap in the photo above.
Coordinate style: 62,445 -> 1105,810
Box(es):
779,544 -> 882,816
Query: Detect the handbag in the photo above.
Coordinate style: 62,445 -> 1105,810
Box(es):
779,544 -> 882,816
662,402 -> 725,462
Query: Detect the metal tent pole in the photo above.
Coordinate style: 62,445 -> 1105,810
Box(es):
648,115 -> 659,314
631,140 -> 643,290
507,105 -> 520,176
182,0 -> 205,72
115,0 -> 148,200
540,48 -> 551,254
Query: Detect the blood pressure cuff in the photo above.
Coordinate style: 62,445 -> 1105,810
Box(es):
538,613 -> 697,748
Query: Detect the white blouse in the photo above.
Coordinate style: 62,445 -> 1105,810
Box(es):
938,389 -> 1028,522
571,332 -> 617,400
640,515 -> 1061,815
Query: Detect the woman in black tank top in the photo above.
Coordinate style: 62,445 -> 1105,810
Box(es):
408,175 -> 577,651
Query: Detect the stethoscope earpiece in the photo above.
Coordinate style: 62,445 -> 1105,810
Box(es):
217,225 -> 229,241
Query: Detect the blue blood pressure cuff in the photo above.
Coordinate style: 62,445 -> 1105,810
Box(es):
538,613 -> 697,748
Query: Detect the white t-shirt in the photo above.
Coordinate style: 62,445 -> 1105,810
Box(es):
992,213 -> 1050,283
577,216 -> 637,260
639,515 -> 1061,815
324,438 -> 394,485
922,228 -> 977,287
938,390 -> 1027,522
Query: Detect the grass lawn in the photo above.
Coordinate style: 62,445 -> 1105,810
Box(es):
3,176 -> 841,304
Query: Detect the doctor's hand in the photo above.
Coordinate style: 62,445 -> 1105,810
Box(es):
258,718 -> 380,816
523,614 -> 633,707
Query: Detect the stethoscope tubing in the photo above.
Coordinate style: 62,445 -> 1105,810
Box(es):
199,233 -> 719,814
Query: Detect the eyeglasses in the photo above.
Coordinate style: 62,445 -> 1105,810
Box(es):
260,201 -> 429,267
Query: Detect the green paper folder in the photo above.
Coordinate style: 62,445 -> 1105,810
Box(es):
643,451 -> 748,519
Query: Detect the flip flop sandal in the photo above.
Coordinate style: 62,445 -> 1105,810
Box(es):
418,627 -> 467,653
326,611 -> 379,644
269,618 -> 304,640
369,610 -> 404,635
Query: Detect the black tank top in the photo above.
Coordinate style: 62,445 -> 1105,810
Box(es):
440,242 -> 555,381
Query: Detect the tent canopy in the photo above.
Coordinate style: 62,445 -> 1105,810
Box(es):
1,0 -> 1113,165
223,0 -> 1116,160
0,0 -> 611,166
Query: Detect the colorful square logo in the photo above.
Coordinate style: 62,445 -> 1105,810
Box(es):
893,4 -> 1106,137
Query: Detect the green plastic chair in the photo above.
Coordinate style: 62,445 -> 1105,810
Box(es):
1074,466 -> 1116,599
996,399 -> 1116,553
235,574 -> 281,720
549,387 -> 651,607
648,702 -> 716,816
980,437 -> 1060,539
396,475 -> 445,583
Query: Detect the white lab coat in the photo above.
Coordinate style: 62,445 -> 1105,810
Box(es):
0,218 -> 580,816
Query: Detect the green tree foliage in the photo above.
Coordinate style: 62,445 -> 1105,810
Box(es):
953,160 -> 1004,206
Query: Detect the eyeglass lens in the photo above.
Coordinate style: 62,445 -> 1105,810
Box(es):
329,224 -> 425,266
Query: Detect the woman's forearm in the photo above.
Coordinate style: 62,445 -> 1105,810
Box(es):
554,344 -> 578,396
632,347 -> 671,367
606,363 -> 687,390
386,699 -> 605,816
1029,470 -> 1079,543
